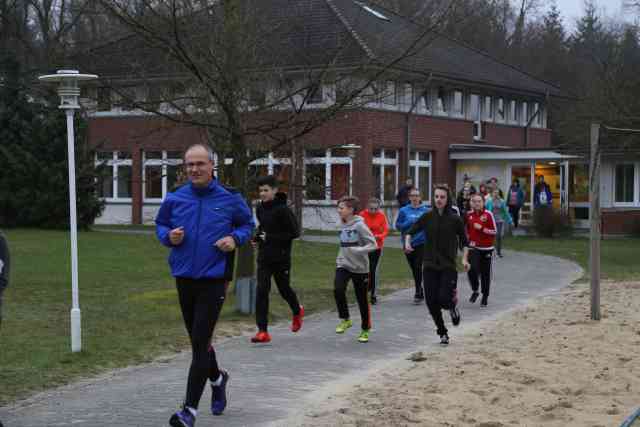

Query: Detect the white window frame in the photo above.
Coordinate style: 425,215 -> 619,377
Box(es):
495,97 -> 506,123
520,102 -> 528,126
372,149 -> 399,203
143,151 -> 184,203
613,162 -> 639,207
468,93 -> 481,121
452,90 -> 464,118
508,100 -> 519,124
482,96 -> 493,122
409,151 -> 432,204
95,151 -> 133,202
303,149 -> 353,203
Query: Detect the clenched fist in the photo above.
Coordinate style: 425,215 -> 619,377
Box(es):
169,227 -> 185,245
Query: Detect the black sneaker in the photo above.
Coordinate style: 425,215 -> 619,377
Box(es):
449,307 -> 461,326
371,295 -> 378,305
469,292 -> 479,303
211,370 -> 229,416
440,334 -> 450,346
481,296 -> 488,307
413,293 -> 424,304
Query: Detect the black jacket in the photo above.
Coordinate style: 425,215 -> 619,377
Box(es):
255,192 -> 300,265
0,232 -> 9,292
407,206 -> 468,272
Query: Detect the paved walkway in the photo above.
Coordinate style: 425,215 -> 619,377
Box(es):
0,243 -> 581,427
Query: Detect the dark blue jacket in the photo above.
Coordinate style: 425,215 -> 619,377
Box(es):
155,180 -> 255,280
533,183 -> 553,208
395,204 -> 429,247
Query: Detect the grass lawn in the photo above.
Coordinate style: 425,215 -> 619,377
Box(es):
504,235 -> 640,282
0,229 -> 410,404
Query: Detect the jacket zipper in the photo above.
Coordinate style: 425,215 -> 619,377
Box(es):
193,198 -> 203,274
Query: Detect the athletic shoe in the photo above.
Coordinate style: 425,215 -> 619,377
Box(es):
481,296 -> 488,307
469,292 -> 480,303
371,295 -> 378,305
291,305 -> 304,333
169,406 -> 195,427
335,319 -> 353,334
440,334 -> 450,346
250,331 -> 271,343
211,370 -> 229,416
450,307 -> 461,326
413,294 -> 424,304
357,329 -> 370,343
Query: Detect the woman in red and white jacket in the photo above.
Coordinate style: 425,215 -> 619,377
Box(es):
465,193 -> 497,307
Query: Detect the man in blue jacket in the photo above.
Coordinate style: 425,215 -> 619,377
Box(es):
395,187 -> 430,304
156,144 -> 255,427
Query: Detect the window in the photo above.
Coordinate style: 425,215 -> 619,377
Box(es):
469,94 -> 481,120
96,152 -> 114,198
532,102 -> 542,127
95,151 -> 133,201
304,149 -> 353,201
372,149 -> 398,202
521,102 -> 528,125
305,163 -> 326,200
452,90 -> 464,116
508,100 -> 519,123
142,151 -> 184,201
331,164 -> 350,200
436,87 -> 447,114
496,98 -> 505,122
414,86 -> 431,113
615,164 -> 635,204
247,151 -> 292,196
409,151 -> 432,202
482,96 -> 493,121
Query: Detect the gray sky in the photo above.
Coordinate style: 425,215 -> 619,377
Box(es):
553,0 -> 626,23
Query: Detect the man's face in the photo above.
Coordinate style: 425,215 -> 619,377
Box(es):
184,146 -> 214,187
337,202 -> 353,220
434,189 -> 448,209
470,195 -> 484,211
409,190 -> 421,206
258,185 -> 277,202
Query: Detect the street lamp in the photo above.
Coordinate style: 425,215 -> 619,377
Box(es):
38,70 -> 98,353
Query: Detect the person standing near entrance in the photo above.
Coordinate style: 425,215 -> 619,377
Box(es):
534,175 -> 553,208
466,194 -> 497,307
486,189 -> 512,257
250,175 -> 304,344
156,144 -> 255,427
395,188 -> 429,304
507,179 -> 525,228
333,196 -> 378,343
405,185 -> 470,346
359,198 -> 389,305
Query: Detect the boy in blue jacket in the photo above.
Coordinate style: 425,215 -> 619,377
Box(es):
395,187 -> 430,304
156,144 -> 255,427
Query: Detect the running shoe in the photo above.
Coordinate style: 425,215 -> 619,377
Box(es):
413,294 -> 424,304
169,406 -> 195,427
250,331 -> 272,343
335,319 -> 353,334
357,329 -> 370,343
371,295 -> 378,305
481,296 -> 488,307
291,305 -> 304,333
450,307 -> 461,326
469,292 -> 480,303
211,370 -> 229,416
440,334 -> 450,346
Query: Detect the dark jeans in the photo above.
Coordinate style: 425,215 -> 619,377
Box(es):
256,263 -> 301,332
508,206 -> 521,228
176,277 -> 227,409
468,249 -> 493,297
368,249 -> 382,298
495,222 -> 505,255
334,268 -> 371,330
423,268 -> 458,337
405,244 -> 424,297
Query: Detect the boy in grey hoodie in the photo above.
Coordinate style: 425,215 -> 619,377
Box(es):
334,196 -> 378,343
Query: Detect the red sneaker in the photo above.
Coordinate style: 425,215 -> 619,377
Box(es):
250,331 -> 271,343
291,305 -> 304,333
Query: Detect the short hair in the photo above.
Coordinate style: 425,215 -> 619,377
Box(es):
338,195 -> 359,213
368,197 -> 381,207
184,144 -> 214,161
408,187 -> 420,195
433,183 -> 452,203
257,175 -> 278,188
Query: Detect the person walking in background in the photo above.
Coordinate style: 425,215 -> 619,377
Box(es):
457,186 -> 473,221
396,179 -> 414,208
405,185 -> 470,346
156,144 -> 255,427
486,189 -> 513,257
395,188 -> 430,304
359,198 -> 389,305
534,175 -> 553,208
478,182 -> 489,201
466,194 -> 497,307
333,196 -> 378,343
507,178 -> 525,228
250,176 -> 304,344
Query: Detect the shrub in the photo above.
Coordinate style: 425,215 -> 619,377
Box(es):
533,206 -> 572,238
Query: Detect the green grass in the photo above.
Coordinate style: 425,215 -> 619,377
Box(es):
504,235 -> 640,282
0,229 -> 410,404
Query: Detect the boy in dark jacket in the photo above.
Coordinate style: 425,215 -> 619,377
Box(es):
251,175 -> 304,344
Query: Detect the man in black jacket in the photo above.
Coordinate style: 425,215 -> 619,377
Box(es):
405,184 -> 470,346
250,175 -> 303,343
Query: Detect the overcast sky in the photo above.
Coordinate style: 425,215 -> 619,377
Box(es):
553,0 -> 627,25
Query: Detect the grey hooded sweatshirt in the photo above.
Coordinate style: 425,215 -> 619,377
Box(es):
336,215 -> 378,274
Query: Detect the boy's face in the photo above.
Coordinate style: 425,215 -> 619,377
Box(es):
258,185 -> 277,202
434,189 -> 448,209
368,202 -> 379,213
337,202 -> 353,220
471,194 -> 484,211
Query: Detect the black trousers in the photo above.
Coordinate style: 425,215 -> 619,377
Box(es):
423,268 -> 458,337
334,268 -> 371,330
405,244 -> 424,297
176,277 -> 227,409
256,262 -> 301,332
468,248 -> 493,297
509,206 -> 521,228
368,249 -> 382,298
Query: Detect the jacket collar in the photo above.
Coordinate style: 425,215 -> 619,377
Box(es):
189,179 -> 217,196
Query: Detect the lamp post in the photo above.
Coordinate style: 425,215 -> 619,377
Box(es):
38,70 -> 98,352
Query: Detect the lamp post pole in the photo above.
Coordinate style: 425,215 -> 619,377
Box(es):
38,70 -> 98,352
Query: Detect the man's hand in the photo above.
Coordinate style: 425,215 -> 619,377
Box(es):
404,243 -> 414,254
463,259 -> 471,272
473,222 -> 482,231
215,236 -> 237,253
169,227 -> 185,245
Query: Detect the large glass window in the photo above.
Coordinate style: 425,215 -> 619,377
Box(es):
436,87 -> 447,114
331,164 -> 350,200
95,151 -> 132,200
482,96 -> 493,121
569,164 -> 589,204
615,164 -> 635,204
469,94 -> 481,120
409,151 -> 431,202
372,149 -> 398,202
496,98 -> 505,122
305,163 -> 326,200
452,90 -> 464,116
508,100 -> 519,123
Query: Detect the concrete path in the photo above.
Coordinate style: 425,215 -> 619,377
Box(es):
0,246 -> 581,427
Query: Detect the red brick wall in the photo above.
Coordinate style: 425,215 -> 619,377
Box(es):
602,209 -> 640,235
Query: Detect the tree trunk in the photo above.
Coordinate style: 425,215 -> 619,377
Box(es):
290,139 -> 304,230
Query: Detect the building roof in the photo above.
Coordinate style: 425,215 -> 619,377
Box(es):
83,0 -> 561,98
